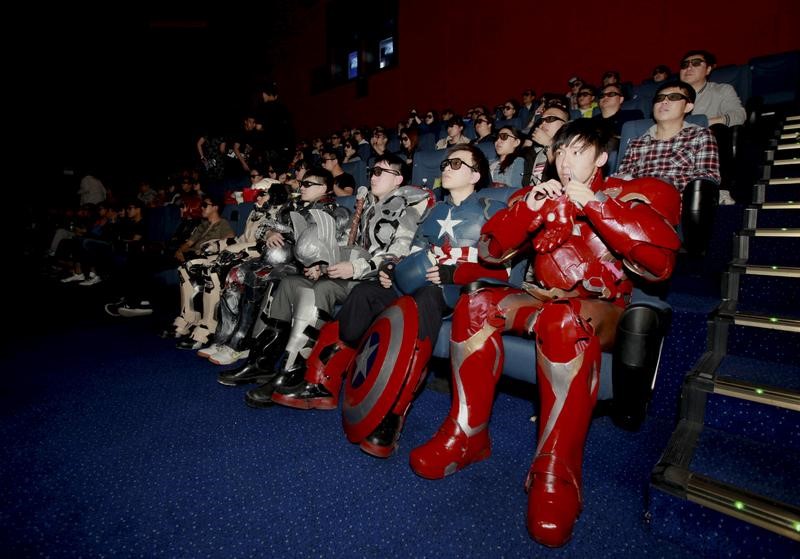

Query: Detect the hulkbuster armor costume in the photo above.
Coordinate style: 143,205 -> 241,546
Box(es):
228,186 -> 433,408
408,172 -> 681,547
172,185 -> 280,348
272,191 -> 510,458
212,193 -> 348,369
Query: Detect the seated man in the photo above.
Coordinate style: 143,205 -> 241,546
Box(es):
591,82 -> 643,151
217,154 -> 431,409
679,49 -> 746,203
272,145 -> 509,459
615,79 -> 720,192
409,120 -> 681,547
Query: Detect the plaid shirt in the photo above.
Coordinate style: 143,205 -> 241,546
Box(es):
615,123 -> 720,192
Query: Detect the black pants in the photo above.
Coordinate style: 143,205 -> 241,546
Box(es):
338,282 -> 449,349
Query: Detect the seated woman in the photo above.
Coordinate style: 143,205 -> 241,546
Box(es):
471,113 -> 495,145
398,127 -> 418,183
490,126 -> 525,189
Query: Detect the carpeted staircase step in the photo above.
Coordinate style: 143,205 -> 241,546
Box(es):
724,264 -> 800,317
684,373 -> 800,450
740,227 -> 800,237
734,232 -> 800,265
713,306 -> 800,365
727,309 -> 800,332
716,353 -> 800,391
729,262 -> 800,278
649,420 -> 800,557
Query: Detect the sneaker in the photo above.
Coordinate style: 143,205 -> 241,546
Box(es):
79,273 -> 102,286
105,303 -> 121,317
118,301 -> 154,317
718,189 -> 736,206
60,273 -> 85,283
176,335 -> 204,350
209,346 -> 250,366
197,343 -> 225,359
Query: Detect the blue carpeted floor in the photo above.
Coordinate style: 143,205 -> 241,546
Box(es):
0,277 -> 706,558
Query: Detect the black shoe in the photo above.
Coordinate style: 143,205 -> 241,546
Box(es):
271,364 -> 306,392
272,382 -> 337,410
359,413 -> 403,459
217,362 -> 276,387
245,381 -> 276,409
176,336 -> 203,350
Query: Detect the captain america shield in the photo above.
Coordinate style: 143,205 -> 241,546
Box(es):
342,296 -> 419,443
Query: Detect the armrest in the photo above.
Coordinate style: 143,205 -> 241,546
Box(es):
681,179 -> 719,257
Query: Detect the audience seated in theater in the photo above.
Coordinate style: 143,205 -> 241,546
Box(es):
342,138 -> 362,163
615,79 -> 720,193
651,64 -> 671,83
490,126 -> 525,189
368,126 -> 390,166
575,84 -> 599,118
566,76 -> 584,110
600,70 -> 634,100
519,89 -> 537,133
496,99 -> 522,130
435,116 -> 470,150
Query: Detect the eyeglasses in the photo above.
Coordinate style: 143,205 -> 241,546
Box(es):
330,135 -> 339,139
440,158 -> 477,172
503,105 -> 514,110
322,157 -> 337,162
475,118 -> 490,125
250,174 -> 262,179
370,166 -> 402,177
401,136 -> 410,141
540,115 -> 566,124
577,91 -> 594,97
497,132 -> 517,142
598,91 -> 622,99
201,202 -> 214,208
424,114 -> 434,119
300,180 -> 325,188
680,58 -> 705,69
654,92 -> 690,103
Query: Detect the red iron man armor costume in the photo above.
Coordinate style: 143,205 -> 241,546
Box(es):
409,173 -> 681,547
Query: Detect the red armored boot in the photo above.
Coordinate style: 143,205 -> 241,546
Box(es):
525,300 -> 601,547
409,288 -> 530,479
271,321 -> 356,410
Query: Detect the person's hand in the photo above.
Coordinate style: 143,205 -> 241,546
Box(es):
564,179 -> 595,210
265,231 -> 285,248
379,270 -> 393,289
526,180 -> 563,212
304,265 -> 321,281
425,265 -> 442,285
174,249 -> 185,263
327,262 -> 355,279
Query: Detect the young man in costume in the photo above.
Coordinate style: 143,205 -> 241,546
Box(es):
409,119 -> 681,547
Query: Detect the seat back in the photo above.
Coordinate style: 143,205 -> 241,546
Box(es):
221,202 -> 254,236
476,140 -> 498,164
749,50 -> 800,106
417,132 -> 437,151
411,149 -> 446,188
710,64 -> 752,104
342,159 -> 368,187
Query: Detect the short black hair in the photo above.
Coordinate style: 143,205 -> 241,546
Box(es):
304,167 -> 334,193
680,50 -> 716,66
373,152 -> 405,174
446,144 -> 491,191
551,118 -> 614,158
655,79 -> 697,103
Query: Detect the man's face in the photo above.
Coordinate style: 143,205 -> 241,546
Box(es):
556,139 -> 607,186
321,154 -> 337,171
653,86 -> 694,123
372,131 -> 387,148
570,81 -> 583,94
679,55 -> 712,87
474,116 -> 491,137
598,86 -> 623,112
329,134 -> 341,146
539,108 -> 568,137
299,175 -> 328,202
369,161 -> 402,199
201,200 -> 216,218
447,122 -> 463,139
441,150 -> 478,191
244,118 -> 257,131
522,91 -> 535,106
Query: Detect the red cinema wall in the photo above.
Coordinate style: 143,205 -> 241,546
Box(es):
273,0 -> 800,139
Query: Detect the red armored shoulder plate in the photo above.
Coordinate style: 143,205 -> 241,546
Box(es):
603,176 -> 681,227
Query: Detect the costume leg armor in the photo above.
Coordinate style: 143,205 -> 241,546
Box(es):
525,299 -> 600,547
410,287 -> 540,478
174,260 -> 204,335
217,318 -> 290,387
190,268 -> 223,345
611,303 -> 671,431
271,321 -> 356,410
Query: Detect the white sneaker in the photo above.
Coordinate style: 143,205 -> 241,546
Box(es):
197,343 -> 225,359
718,189 -> 736,206
60,273 -> 85,283
79,273 -> 102,286
118,301 -> 154,317
209,346 -> 250,366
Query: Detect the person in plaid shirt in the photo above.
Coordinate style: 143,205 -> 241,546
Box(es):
615,79 -> 720,192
